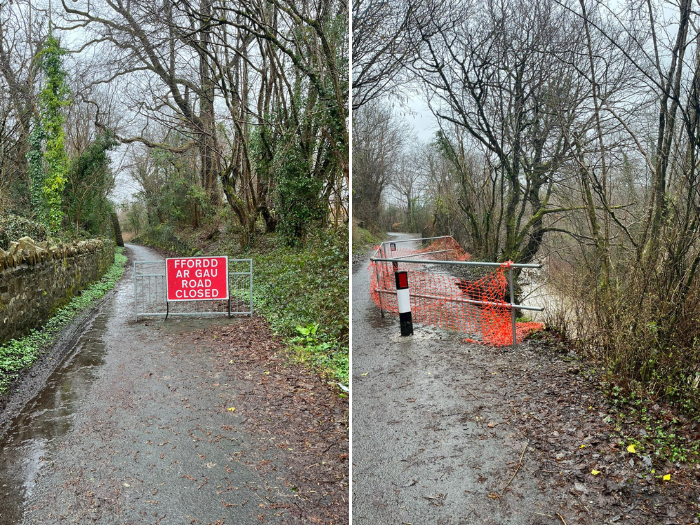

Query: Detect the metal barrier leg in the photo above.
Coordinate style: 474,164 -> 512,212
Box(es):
510,266 -> 516,350
249,260 -> 253,316
133,262 -> 138,322
165,301 -> 169,320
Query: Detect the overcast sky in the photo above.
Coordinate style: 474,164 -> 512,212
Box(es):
404,97 -> 438,144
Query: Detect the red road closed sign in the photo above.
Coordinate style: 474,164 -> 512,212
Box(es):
166,256 -> 228,301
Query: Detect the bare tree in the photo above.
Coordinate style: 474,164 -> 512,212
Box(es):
0,1 -> 46,212
352,100 -> 409,227
411,0 -> 591,264
352,0 -> 413,110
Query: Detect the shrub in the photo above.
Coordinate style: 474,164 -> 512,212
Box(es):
0,214 -> 50,250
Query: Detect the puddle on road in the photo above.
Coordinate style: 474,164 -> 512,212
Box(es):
388,325 -> 468,344
0,305 -> 111,525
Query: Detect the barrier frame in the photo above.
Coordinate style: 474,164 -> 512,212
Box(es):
133,259 -> 253,321
370,236 -> 544,348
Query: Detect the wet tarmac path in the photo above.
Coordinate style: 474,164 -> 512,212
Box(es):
352,233 -> 574,524
0,244 -> 293,524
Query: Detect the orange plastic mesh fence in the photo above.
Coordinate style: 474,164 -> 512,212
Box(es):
369,237 -> 543,346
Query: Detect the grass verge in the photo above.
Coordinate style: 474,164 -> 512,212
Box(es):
352,219 -> 382,254
0,247 -> 127,394
219,229 -> 349,385
532,328 -> 700,466
251,234 -> 348,385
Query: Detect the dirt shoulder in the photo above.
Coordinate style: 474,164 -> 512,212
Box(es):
179,316 -> 349,523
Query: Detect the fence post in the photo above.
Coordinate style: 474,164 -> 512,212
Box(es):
249,259 -> 253,316
395,270 -> 413,336
509,264 -> 516,350
376,246 -> 386,318
444,237 -> 448,260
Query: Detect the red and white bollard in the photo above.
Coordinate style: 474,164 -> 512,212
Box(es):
395,270 -> 413,336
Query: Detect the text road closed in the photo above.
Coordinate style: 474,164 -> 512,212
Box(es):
166,256 -> 229,301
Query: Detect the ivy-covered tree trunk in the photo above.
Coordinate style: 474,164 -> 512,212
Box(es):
27,126 -> 46,222
27,34 -> 71,233
111,212 -> 124,247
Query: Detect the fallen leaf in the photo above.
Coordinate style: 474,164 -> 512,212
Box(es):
591,469 -> 600,476
361,372 -> 369,376
627,444 -> 636,454
663,474 -> 671,481
228,407 -> 236,412
487,422 -> 497,428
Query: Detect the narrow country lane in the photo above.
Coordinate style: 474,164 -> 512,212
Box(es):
351,234 -> 697,524
0,244 -> 348,525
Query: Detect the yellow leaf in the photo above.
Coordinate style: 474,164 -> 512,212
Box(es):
229,360 -> 233,364
591,469 -> 600,475
580,444 -> 586,449
228,407 -> 235,412
663,474 -> 671,481
361,372 -> 369,376
627,444 -> 636,454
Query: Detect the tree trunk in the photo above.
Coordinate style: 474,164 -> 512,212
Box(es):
111,212 -> 124,247
199,0 -> 220,207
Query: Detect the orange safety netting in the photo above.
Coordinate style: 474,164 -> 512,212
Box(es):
369,237 -> 544,346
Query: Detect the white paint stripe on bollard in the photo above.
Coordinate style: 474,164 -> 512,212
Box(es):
394,270 -> 413,336
397,288 -> 411,314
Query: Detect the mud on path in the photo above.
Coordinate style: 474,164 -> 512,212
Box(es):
353,233 -> 699,524
0,244 -> 348,524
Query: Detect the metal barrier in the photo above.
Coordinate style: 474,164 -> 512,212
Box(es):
134,259 -> 253,321
370,236 -> 544,348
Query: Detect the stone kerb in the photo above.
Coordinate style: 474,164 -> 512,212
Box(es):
0,237 -> 115,345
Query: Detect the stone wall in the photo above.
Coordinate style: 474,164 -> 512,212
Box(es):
0,237 -> 114,344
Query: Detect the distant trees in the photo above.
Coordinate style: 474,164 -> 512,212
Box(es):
59,0 -> 348,246
352,101 -> 409,227
410,0 -> 595,264
0,2 -> 45,215
0,2 -> 119,239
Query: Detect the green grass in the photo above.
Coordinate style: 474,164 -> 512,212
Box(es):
352,221 -> 382,254
0,247 -> 127,394
241,229 -> 349,385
